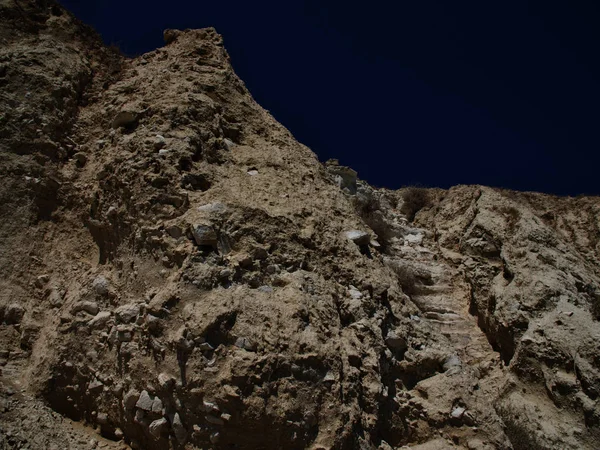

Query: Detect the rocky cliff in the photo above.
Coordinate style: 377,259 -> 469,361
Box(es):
1,1 -> 599,449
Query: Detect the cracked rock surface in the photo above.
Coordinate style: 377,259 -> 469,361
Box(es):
1,1 -> 599,449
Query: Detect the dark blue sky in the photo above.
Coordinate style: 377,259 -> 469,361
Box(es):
59,0 -> 600,195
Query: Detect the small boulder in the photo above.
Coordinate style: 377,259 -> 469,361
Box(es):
451,406 -> 466,419
223,138 -> 235,150
191,224 -> 218,246
157,372 -> 176,390
35,274 -> 50,288
166,225 -> 183,239
154,135 -> 166,150
134,409 -> 148,426
88,311 -> 111,328
92,276 -> 110,296
201,401 -> 219,413
73,152 -> 87,167
117,325 -> 133,342
88,379 -> 104,394
323,371 -> 336,383
266,264 -> 280,274
4,303 -> 25,324
123,389 -> 140,410
115,303 -> 140,323
234,337 -> 257,352
199,342 -> 214,351
135,390 -> 154,411
73,301 -> 99,316
149,417 -> 168,439
348,286 -> 363,299
443,354 -> 462,372
151,396 -> 164,414
146,314 -> 162,333
385,332 -> 407,352
112,111 -> 137,129
48,288 -> 64,307
171,412 -> 187,443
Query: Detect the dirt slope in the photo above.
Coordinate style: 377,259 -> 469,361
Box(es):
1,1 -> 599,449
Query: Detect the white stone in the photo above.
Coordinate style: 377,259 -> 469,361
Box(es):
345,230 -> 370,246
404,232 -> 424,245
348,287 -> 363,299
451,406 -> 466,419
154,135 -> 166,150
443,354 -> 462,371
197,202 -> 227,213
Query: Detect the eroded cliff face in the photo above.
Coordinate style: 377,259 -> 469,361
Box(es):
1,2 -> 599,449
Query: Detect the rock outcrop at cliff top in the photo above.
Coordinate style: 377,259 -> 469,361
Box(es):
1,1 -> 599,449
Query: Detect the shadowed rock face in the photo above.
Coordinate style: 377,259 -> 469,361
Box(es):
0,2 -> 599,450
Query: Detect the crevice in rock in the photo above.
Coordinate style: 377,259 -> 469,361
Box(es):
204,310 -> 238,349
467,281 -> 518,365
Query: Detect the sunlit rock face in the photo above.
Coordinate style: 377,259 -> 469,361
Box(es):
0,1 -> 599,449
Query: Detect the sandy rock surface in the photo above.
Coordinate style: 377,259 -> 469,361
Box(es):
1,1 -> 599,449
